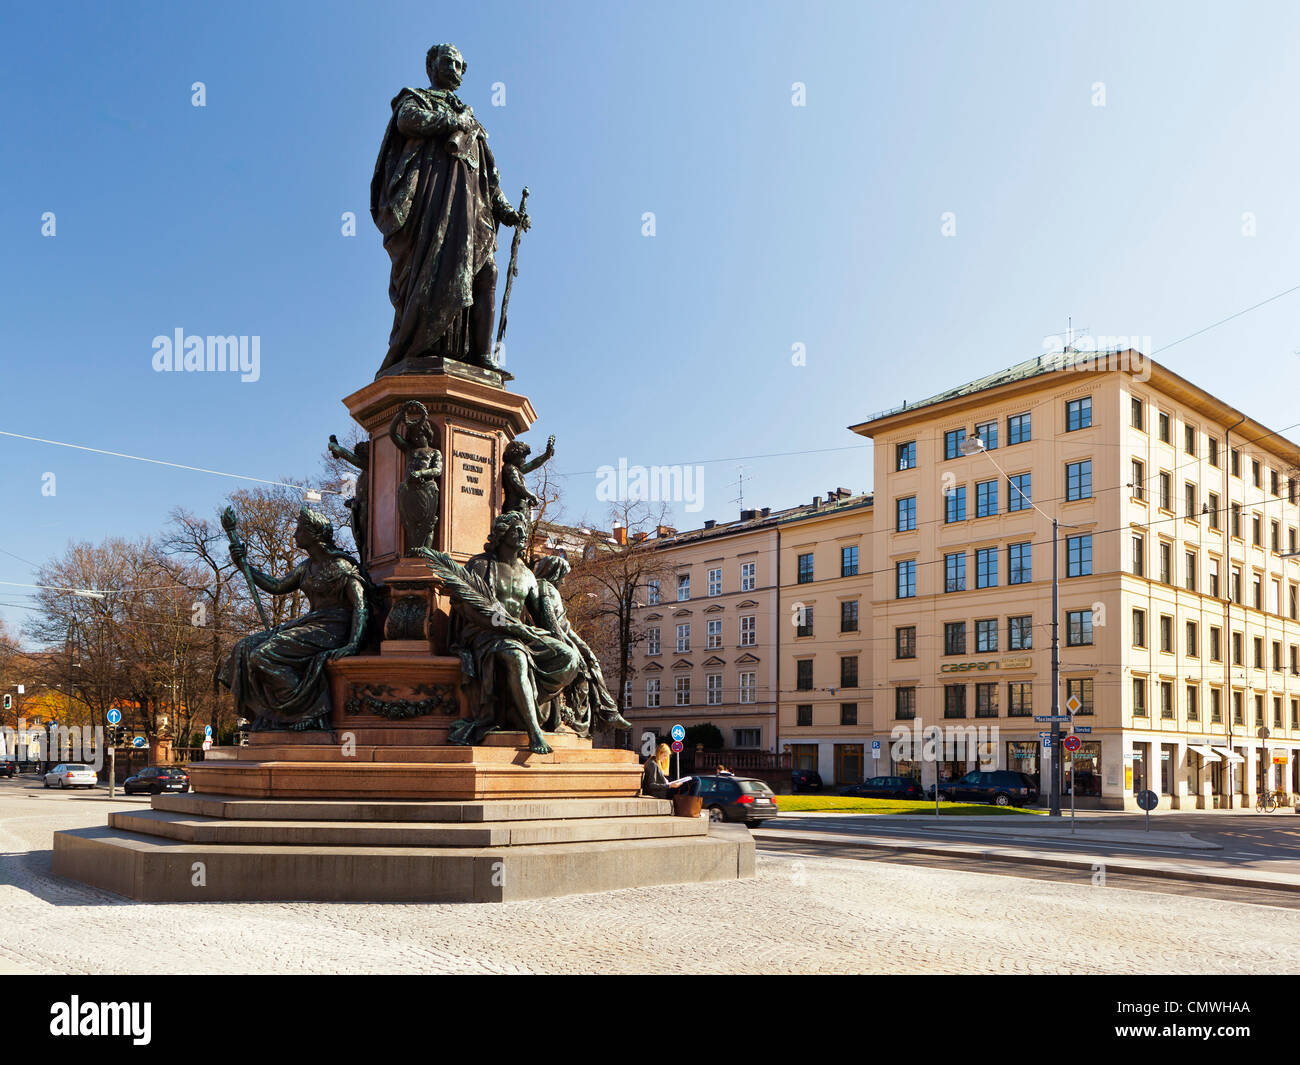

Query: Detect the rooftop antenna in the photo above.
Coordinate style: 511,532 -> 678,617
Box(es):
728,465 -> 748,510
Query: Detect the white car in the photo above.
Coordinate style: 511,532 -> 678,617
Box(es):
44,764 -> 98,789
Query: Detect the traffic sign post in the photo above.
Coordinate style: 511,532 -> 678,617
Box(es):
1136,788 -> 1158,832
871,739 -> 881,760
670,725 -> 684,780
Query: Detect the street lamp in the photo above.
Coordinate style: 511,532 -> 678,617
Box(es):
961,434 -> 1065,816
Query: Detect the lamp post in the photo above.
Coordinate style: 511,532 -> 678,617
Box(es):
962,435 -> 1064,816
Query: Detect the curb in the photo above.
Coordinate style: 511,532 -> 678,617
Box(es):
751,828 -> 1300,894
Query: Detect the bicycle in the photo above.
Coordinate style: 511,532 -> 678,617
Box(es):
1255,790 -> 1286,813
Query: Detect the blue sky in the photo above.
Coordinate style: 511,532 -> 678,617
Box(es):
4,0 -> 1300,638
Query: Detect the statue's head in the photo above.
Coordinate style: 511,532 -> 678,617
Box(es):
426,43 -> 466,90
485,510 -> 529,555
502,440 -> 530,466
295,506 -> 335,551
531,553 -> 571,585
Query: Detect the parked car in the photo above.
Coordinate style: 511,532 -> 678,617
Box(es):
0,760 -> 17,778
791,769 -> 823,793
43,763 -> 99,789
687,774 -> 780,827
123,766 -> 191,796
839,775 -> 924,799
928,770 -> 1039,807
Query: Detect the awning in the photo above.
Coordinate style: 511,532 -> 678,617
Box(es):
1189,745 -> 1220,762
1212,747 -> 1245,763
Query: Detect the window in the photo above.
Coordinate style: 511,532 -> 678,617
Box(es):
1253,575 -> 1262,610
944,684 -> 967,718
975,618 -> 998,652
739,672 -> 756,704
1008,473 -> 1031,511
740,615 -> 755,646
795,606 -> 813,638
1186,685 -> 1199,722
1066,535 -> 1092,577
1252,458 -> 1261,487
706,618 -> 722,649
1159,541 -> 1172,585
1132,678 -> 1147,717
676,573 -> 690,601
895,687 -> 916,720
1007,412 -> 1031,444
1252,514 -> 1262,547
841,545 -> 858,577
1232,630 -> 1243,666
1231,448 -> 1241,478
646,580 -> 660,606
1131,460 -> 1145,500
797,553 -> 814,584
646,678 -> 660,707
896,441 -> 916,471
1207,492 -> 1219,529
1184,483 -> 1197,519
1186,621 -> 1198,657
796,704 -> 812,727
1232,691 -> 1243,725
1208,437 -> 1219,467
976,547 -> 998,588
646,627 -> 661,655
1132,608 -> 1146,647
945,485 -> 967,523
1209,626 -> 1221,662
944,621 -> 967,656
1254,694 -> 1264,726
1066,609 -> 1093,646
975,479 -> 999,517
706,674 -> 723,706
1008,682 -> 1032,717
840,703 -> 858,726
1231,566 -> 1242,603
975,683 -> 998,718
1066,396 -> 1092,431
740,561 -> 756,591
1159,614 -> 1172,653
623,682 -> 632,709
1066,460 -> 1092,501
1131,534 -> 1145,577
840,600 -> 859,633
707,567 -> 721,596
1275,696 -> 1284,729
840,656 -> 858,688
944,428 -> 967,460
974,420 -> 999,450
1008,541 -> 1032,585
1160,682 -> 1173,720
1293,645 -> 1299,676
796,660 -> 813,691
1008,615 -> 1032,650
676,623 -> 690,652
674,676 -> 691,706
1273,640 -> 1283,672
1253,636 -> 1263,669
1158,411 -> 1170,442
1231,503 -> 1241,539
944,551 -> 966,592
1068,677 -> 1095,715
1272,521 -> 1281,553
896,496 -> 916,532
1209,558 -> 1220,597
1184,550 -> 1197,592
1130,396 -> 1144,429
1211,688 -> 1222,723
1158,471 -> 1171,511
893,627 -> 917,661
1292,584 -> 1299,621
733,728 -> 760,748
1185,424 -> 1196,456
896,560 -> 916,599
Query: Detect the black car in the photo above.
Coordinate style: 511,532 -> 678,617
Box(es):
687,774 -> 780,827
123,766 -> 191,795
839,775 -> 924,799
929,770 -> 1039,807
790,769 -> 823,793
0,760 -> 16,778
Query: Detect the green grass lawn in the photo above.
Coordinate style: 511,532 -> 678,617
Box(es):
774,795 -> 1044,815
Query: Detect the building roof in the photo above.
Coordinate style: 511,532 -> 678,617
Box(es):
647,490 -> 874,549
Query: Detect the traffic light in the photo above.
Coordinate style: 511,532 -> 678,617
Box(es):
2,694 -> 10,711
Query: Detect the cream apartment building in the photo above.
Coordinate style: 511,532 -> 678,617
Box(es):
851,349 -> 1300,809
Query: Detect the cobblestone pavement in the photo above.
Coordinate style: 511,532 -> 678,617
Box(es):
1,790 -> 1297,975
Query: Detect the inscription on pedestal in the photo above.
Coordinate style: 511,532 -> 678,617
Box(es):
448,426 -> 496,556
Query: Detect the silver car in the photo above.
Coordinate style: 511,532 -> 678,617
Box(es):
44,763 -> 98,789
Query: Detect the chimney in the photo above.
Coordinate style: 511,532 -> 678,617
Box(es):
632,531 -> 649,542
760,507 -> 770,518
740,509 -> 757,521
811,496 -> 821,510
836,487 -> 851,499
656,525 -> 677,538
703,519 -> 716,530
613,526 -> 628,545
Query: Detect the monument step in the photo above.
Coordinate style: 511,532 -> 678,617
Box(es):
154,793 -> 669,822
108,809 -> 708,847
201,743 -> 634,765
52,824 -> 755,902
